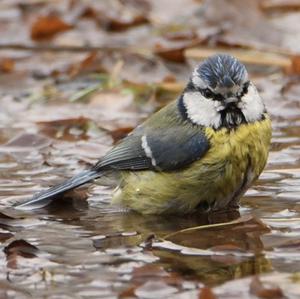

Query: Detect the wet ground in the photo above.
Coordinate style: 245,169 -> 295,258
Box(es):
0,72 -> 300,298
1,0 -> 300,298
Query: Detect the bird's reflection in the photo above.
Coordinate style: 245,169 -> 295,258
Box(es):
27,198 -> 272,285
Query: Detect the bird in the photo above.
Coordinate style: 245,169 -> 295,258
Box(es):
17,54 -> 272,214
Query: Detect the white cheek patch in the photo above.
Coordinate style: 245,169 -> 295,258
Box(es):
238,83 -> 265,122
183,92 -> 221,128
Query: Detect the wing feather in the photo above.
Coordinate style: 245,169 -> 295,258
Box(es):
93,123 -> 210,172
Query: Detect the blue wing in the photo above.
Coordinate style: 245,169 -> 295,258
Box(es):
93,124 -> 210,172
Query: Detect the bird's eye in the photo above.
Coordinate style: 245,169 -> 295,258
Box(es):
242,81 -> 250,95
202,88 -> 214,98
214,94 -> 223,102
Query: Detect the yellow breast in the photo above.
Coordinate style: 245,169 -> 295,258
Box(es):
193,115 -> 272,209
112,115 -> 272,214
204,115 -> 271,176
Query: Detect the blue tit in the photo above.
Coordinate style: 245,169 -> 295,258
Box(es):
17,54 -> 272,214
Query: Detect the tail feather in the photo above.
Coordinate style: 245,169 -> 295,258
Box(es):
16,170 -> 100,210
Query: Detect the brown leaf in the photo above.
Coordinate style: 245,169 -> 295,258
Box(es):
4,239 -> 39,269
104,15 -> 149,32
78,6 -> 98,19
155,39 -> 203,63
37,117 -> 91,141
4,133 -> 52,149
155,46 -> 187,63
31,15 -> 73,40
261,0 -> 300,12
199,287 -> 217,299
109,126 -> 134,143
185,47 -> 291,69
0,58 -> 14,73
288,55 -> 300,75
250,276 -> 284,299
67,52 -> 100,78
163,30 -> 198,42
0,232 -> 13,243
119,285 -> 136,298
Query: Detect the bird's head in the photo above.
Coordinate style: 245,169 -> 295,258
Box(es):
181,54 -> 266,129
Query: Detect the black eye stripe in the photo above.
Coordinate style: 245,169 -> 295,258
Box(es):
243,81 -> 250,93
238,81 -> 250,98
201,88 -> 214,98
199,81 -> 250,101
213,93 -> 223,102
200,88 -> 223,101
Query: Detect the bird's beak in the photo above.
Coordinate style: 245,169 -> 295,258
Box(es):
223,96 -> 239,107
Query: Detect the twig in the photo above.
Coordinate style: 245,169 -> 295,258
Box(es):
163,215 -> 253,240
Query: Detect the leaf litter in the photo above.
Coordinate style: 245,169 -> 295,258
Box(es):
0,0 -> 300,298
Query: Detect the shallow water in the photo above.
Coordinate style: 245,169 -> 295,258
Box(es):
0,75 -> 300,298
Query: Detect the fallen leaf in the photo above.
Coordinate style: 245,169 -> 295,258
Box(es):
79,52 -> 99,69
31,15 -> 73,40
185,47 -> 291,69
0,230 -> 13,244
163,30 -> 198,42
155,39 -> 203,63
250,276 -> 284,299
67,51 -> 102,78
37,117 -> 91,140
199,287 -> 217,299
4,239 -> 39,269
3,133 -> 52,149
119,285 -> 136,298
77,5 -> 98,20
104,15 -> 149,32
262,0 -> 300,12
109,126 -> 134,143
288,55 -> 300,74
0,58 -> 14,73
155,45 -> 187,63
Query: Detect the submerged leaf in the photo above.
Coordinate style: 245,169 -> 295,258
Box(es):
0,58 -> 15,73
3,133 -> 52,150
199,287 -> 217,299
249,276 -> 284,299
31,15 -> 73,40
4,239 -> 39,269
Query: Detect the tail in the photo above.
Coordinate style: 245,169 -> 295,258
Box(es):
16,170 -> 100,210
